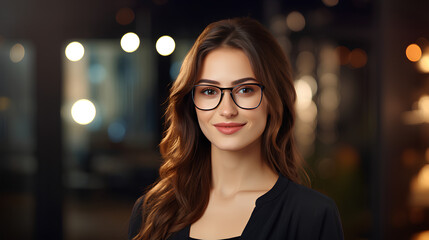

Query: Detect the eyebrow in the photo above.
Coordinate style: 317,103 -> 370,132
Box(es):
197,77 -> 258,85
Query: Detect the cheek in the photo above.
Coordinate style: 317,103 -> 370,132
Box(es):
195,110 -> 212,135
255,101 -> 269,131
255,111 -> 268,133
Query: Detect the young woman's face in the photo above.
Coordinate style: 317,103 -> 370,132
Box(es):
194,47 -> 268,152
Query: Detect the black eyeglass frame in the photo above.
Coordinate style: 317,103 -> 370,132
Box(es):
191,83 -> 265,111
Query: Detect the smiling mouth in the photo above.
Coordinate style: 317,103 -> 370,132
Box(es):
213,123 -> 246,135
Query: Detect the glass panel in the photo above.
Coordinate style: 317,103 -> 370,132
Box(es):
0,40 -> 36,239
62,39 -> 161,239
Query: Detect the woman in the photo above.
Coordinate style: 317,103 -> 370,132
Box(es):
129,17 -> 344,240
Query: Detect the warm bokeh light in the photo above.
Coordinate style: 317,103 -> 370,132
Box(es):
320,73 -> 338,86
402,111 -> 424,125
415,165 -> 429,190
286,11 -> 305,32
336,46 -> 350,65
410,165 -> 429,206
0,97 -> 11,111
320,88 -> 340,111
403,95 -> 429,125
156,35 -> 176,56
120,32 -> 140,53
71,99 -> 96,125
65,41 -> 85,62
412,231 -> 429,240
297,101 -> 318,123
322,0 -> 339,7
418,95 -> 429,121
10,43 -> 25,63
301,75 -> 318,96
417,53 -> 429,73
349,48 -> 367,68
295,79 -> 313,110
116,7 -> 135,25
406,43 -> 422,62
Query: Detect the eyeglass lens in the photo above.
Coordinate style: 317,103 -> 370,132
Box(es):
192,84 -> 263,110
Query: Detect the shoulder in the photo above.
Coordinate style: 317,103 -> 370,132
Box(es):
286,180 -> 337,210
279,180 -> 341,223
128,195 -> 145,240
281,180 -> 344,239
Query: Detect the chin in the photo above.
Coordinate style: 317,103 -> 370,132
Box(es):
213,144 -> 246,152
211,138 -> 260,152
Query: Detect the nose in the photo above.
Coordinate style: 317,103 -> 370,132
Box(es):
218,92 -> 238,118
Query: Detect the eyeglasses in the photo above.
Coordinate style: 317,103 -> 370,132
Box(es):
191,83 -> 265,111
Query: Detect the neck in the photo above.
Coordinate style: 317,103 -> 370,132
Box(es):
210,140 -> 278,197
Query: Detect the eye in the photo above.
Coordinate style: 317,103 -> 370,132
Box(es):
201,87 -> 219,96
235,85 -> 256,95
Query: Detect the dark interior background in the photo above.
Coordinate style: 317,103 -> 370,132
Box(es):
1,0 -> 429,239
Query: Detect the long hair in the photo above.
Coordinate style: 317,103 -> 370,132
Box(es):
133,17 -> 309,240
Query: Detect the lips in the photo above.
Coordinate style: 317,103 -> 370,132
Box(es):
213,122 -> 246,135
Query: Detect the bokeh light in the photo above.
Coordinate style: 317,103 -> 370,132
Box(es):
300,75 -> 318,96
156,35 -> 176,56
120,32 -> 140,53
297,101 -> 318,123
320,88 -> 340,111
65,41 -> 85,62
403,95 -> 429,125
116,7 -> 135,25
349,48 -> 367,68
417,53 -> 429,73
295,79 -> 313,110
10,43 -> 25,63
320,73 -> 338,86
71,99 -> 96,125
418,95 -> 429,121
410,164 -> 429,207
415,165 -> 429,190
320,45 -> 339,69
286,11 -> 306,32
406,44 -> 422,62
412,230 -> 429,240
322,0 -> 339,7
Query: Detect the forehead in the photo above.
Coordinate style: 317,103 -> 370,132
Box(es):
198,47 -> 256,85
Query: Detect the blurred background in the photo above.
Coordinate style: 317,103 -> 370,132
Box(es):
1,0 -> 429,239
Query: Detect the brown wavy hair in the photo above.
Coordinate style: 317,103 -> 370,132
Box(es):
133,17 -> 309,240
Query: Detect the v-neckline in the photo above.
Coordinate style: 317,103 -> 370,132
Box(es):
186,174 -> 288,239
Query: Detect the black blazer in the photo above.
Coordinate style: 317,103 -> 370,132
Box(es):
128,175 -> 344,240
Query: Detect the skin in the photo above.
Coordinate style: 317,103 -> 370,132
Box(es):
190,47 -> 279,239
